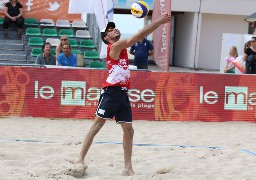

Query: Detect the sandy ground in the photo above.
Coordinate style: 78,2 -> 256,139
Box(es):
0,117 -> 256,180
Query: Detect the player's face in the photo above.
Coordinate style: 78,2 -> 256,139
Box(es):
106,28 -> 121,41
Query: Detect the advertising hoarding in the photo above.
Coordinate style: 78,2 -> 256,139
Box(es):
0,66 -> 256,122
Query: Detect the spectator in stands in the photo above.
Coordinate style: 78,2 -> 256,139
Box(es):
224,46 -> 238,73
35,42 -> 56,65
56,35 -> 69,63
58,44 -> 77,67
243,37 -> 256,74
3,0 -> 24,40
129,37 -> 154,69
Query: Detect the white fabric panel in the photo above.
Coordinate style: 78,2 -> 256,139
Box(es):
68,0 -> 94,14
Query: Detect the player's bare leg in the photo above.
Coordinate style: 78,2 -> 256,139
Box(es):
77,116 -> 106,164
120,123 -> 134,176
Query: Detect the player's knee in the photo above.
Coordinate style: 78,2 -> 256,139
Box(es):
123,126 -> 134,136
94,120 -> 105,131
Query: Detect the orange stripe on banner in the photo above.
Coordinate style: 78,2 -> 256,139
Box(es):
0,0 -> 81,21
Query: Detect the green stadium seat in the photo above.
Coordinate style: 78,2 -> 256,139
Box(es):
89,61 -> 105,68
31,48 -> 43,57
50,49 -> 56,55
0,17 -> 3,25
80,39 -> 96,49
72,49 -> 82,54
84,50 -> 100,59
26,28 -> 41,36
28,37 -> 44,46
59,29 -> 74,37
69,39 -> 78,48
24,18 -> 38,26
43,28 -> 58,37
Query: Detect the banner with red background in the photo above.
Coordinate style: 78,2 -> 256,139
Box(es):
0,0 -> 81,21
152,0 -> 171,72
0,66 -> 256,122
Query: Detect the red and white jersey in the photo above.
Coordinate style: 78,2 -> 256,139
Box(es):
103,44 -> 130,89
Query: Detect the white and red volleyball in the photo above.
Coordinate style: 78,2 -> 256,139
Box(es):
131,1 -> 149,18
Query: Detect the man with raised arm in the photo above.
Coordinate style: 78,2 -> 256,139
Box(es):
76,14 -> 171,176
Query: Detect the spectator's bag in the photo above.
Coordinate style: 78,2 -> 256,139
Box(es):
76,54 -> 84,67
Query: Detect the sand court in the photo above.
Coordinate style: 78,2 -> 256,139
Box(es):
0,117 -> 256,179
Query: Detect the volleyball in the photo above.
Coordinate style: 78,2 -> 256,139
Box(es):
131,1 -> 149,18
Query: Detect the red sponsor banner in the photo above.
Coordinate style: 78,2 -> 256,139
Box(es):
0,0 -> 81,21
152,0 -> 171,72
0,66 -> 256,122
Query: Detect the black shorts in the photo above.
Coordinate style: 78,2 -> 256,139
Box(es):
95,86 -> 132,123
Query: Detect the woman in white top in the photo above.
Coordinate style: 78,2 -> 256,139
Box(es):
224,46 -> 238,73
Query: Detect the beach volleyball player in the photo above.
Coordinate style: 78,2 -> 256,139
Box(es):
76,14 -> 171,176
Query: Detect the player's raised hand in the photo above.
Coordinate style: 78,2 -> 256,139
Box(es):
157,13 -> 171,24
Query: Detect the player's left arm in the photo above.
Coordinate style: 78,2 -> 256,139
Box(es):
109,14 -> 171,60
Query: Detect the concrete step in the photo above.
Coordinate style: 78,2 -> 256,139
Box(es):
0,49 -> 27,55
0,59 -> 28,64
0,54 -> 27,61
0,39 -> 23,45
0,43 -> 24,50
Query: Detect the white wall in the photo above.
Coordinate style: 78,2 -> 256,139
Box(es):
171,0 -> 200,12
197,14 -> 248,70
171,0 -> 256,70
174,12 -> 199,68
200,0 -> 256,15
172,0 -> 256,15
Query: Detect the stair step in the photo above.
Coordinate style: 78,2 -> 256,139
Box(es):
0,60 -> 28,64
0,58 -> 27,61
0,39 -> 23,45
0,50 -> 27,55
0,44 -> 24,50
0,54 -> 26,61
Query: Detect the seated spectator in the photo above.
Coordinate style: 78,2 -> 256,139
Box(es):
3,0 -> 24,40
56,35 -> 69,62
58,44 -> 77,67
35,42 -> 56,65
224,46 -> 238,73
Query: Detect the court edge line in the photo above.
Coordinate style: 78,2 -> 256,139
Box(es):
0,139 -> 255,157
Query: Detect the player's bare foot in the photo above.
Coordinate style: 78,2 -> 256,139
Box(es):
63,159 -> 88,178
64,158 -> 85,165
122,168 -> 134,176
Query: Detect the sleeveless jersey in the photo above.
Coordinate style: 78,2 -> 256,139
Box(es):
103,44 -> 130,89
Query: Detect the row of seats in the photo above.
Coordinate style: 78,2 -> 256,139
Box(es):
24,18 -> 87,28
31,48 -> 100,59
26,28 -> 91,38
0,17 -> 87,29
28,37 -> 96,49
22,18 -> 104,68
88,61 -> 105,68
